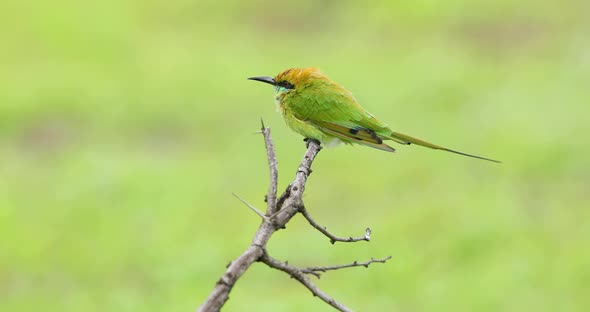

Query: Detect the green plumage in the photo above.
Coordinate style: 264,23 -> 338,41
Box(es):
249,68 -> 500,163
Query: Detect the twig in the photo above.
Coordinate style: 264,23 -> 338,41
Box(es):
260,119 -> 279,215
232,193 -> 267,220
302,256 -> 393,277
300,206 -> 372,244
260,253 -> 353,312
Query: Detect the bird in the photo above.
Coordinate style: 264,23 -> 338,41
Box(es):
248,67 -> 500,163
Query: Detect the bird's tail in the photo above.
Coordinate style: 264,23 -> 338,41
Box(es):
386,131 -> 501,163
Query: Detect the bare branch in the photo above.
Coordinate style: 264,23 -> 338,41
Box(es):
300,206 -> 371,244
232,193 -> 267,220
199,138 -> 322,312
260,119 -> 279,215
302,256 -> 393,277
260,253 -> 353,312
199,134 -> 390,312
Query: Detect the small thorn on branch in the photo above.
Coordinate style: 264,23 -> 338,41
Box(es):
232,193 -> 268,220
300,206 -> 372,244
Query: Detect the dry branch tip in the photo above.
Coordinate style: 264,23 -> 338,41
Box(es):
300,206 -> 372,244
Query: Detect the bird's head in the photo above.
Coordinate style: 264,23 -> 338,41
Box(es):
248,68 -> 327,97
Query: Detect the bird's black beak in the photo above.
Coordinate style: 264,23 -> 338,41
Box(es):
248,76 -> 276,86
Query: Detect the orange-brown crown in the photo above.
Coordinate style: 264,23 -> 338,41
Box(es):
273,68 -> 327,88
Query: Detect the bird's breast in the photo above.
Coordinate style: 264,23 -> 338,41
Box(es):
274,94 -> 282,112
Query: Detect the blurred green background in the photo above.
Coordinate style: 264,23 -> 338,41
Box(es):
1,0 -> 589,311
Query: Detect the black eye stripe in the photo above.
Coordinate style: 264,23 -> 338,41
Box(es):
277,81 -> 294,89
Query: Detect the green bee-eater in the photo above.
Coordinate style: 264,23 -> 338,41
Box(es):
249,67 -> 499,163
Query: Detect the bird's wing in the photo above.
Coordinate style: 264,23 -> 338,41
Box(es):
289,84 -> 391,134
286,85 -> 396,152
313,121 -> 396,152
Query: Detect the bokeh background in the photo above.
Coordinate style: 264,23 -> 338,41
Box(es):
1,0 -> 589,311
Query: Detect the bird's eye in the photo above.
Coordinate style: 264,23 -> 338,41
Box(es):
277,81 -> 294,89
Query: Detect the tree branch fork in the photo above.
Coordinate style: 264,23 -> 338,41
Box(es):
198,121 -> 391,312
